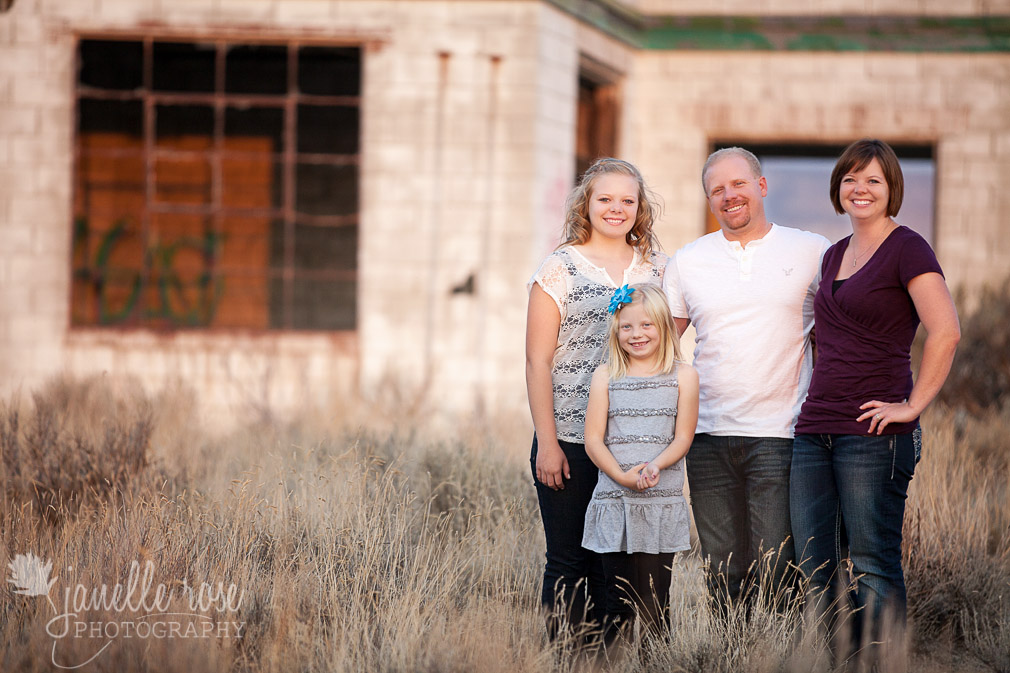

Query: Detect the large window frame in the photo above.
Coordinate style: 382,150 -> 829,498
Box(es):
71,36 -> 361,332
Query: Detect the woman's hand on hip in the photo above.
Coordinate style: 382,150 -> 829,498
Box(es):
857,399 -> 918,435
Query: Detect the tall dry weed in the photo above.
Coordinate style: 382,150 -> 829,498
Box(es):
0,375 -> 155,523
963,600 -> 1010,673
903,404 -> 1010,658
937,280 -> 1010,412
1,395 -> 553,672
4,292 -> 1010,673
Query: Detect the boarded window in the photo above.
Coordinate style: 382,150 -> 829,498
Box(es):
72,39 -> 361,330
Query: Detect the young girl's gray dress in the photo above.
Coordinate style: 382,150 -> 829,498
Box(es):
581,368 -> 691,554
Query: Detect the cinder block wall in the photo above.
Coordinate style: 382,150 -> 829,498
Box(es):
358,1 -> 570,419
2,0 -> 1008,428
0,0 -> 74,402
629,50 -> 1010,293
0,0 -> 636,427
357,3 -> 633,420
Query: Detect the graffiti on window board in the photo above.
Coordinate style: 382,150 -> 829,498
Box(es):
73,218 -> 224,327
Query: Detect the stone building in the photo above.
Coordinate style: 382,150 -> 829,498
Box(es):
1,0 -> 1008,425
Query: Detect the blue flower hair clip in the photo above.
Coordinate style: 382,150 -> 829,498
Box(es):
608,285 -> 635,314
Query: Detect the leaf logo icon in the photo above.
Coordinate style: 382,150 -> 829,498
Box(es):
7,553 -> 56,597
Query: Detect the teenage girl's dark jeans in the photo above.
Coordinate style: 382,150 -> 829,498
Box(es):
530,434 -> 606,637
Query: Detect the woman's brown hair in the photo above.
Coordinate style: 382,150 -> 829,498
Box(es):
829,139 -> 904,217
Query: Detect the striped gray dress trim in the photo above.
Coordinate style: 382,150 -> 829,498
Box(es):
609,407 -> 677,418
607,434 -> 673,445
595,488 -> 684,499
609,378 -> 680,391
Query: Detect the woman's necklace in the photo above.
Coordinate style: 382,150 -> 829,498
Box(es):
851,222 -> 895,268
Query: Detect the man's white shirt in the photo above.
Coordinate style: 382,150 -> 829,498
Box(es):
664,224 -> 830,438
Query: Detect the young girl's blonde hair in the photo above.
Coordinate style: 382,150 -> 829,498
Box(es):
607,284 -> 683,380
559,157 -> 661,261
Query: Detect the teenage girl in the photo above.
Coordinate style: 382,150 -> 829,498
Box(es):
526,158 -> 667,636
582,283 -> 698,641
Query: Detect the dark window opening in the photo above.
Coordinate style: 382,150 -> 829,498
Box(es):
73,38 -> 361,331
79,40 -> 144,90
152,42 -> 216,92
707,142 -> 935,245
298,46 -> 361,96
225,45 -> 288,95
575,64 -> 620,181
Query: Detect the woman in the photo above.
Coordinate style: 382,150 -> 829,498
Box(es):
790,139 -> 960,664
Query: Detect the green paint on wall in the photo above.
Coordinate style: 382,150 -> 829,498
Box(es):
542,0 -> 1010,52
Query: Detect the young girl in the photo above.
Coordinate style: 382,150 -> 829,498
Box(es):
526,158 -> 667,637
581,283 -> 699,641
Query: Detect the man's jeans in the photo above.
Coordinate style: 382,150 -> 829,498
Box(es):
790,431 -> 918,651
530,434 -> 606,635
686,434 -> 796,606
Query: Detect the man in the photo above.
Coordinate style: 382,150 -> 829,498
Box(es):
664,147 -> 829,609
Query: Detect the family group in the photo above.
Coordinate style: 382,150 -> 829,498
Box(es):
525,140 -> 961,668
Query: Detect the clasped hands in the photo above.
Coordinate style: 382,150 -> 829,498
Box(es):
618,463 -> 660,492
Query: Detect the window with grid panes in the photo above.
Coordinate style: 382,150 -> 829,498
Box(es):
72,39 -> 360,330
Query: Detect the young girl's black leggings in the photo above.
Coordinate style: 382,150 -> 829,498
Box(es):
600,551 -> 675,641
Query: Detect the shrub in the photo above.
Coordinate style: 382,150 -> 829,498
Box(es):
0,375 -> 154,522
3,361 -> 1009,671
936,280 -> 1010,412
904,404 -> 1010,660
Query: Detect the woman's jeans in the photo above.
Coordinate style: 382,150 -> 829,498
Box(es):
790,430 -> 918,653
530,435 -> 606,636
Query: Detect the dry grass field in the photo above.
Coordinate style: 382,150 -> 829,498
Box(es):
2,287 -> 1008,672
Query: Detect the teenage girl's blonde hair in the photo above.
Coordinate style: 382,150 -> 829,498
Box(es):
607,284 -> 683,381
559,157 -> 661,261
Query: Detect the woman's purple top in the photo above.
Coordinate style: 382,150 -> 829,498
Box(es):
796,226 -> 943,436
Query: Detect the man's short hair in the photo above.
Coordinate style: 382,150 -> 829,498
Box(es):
702,147 -> 762,194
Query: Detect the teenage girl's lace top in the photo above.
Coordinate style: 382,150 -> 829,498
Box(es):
581,368 -> 691,554
528,246 -> 668,443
